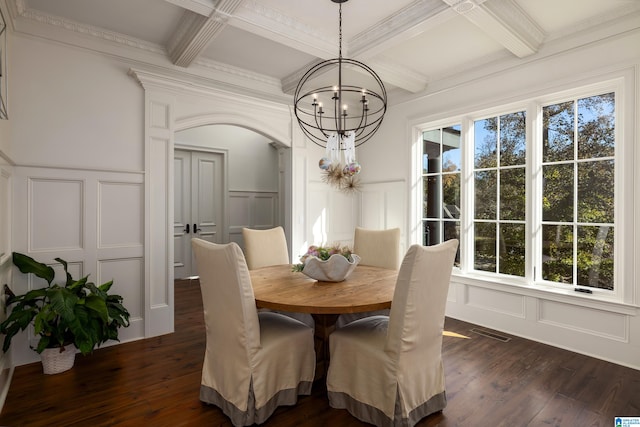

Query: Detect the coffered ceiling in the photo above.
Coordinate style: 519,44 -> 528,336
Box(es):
6,0 -> 640,101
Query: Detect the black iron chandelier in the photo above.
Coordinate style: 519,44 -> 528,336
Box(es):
294,0 -> 387,148
293,0 -> 387,191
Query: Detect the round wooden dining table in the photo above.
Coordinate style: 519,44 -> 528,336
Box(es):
250,264 -> 398,378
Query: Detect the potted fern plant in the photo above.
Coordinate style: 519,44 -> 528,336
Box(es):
0,252 -> 130,374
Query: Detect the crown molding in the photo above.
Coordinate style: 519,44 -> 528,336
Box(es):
14,2 -> 166,56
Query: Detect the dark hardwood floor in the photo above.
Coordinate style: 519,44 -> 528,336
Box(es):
1,279 -> 639,426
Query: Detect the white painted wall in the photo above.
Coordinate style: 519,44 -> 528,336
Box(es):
10,36 -> 143,171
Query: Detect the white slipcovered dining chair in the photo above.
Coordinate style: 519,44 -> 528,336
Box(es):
191,238 -> 316,426
242,226 -> 289,270
335,227 -> 401,328
327,240 -> 459,427
242,226 -> 314,328
353,226 -> 402,270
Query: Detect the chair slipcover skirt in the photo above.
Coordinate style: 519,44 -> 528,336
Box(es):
192,239 -> 316,426
327,241 -> 458,427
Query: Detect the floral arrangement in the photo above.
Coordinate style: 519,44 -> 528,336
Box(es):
321,163 -> 362,194
292,244 -> 354,272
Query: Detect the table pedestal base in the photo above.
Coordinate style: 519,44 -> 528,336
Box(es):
312,313 -> 338,381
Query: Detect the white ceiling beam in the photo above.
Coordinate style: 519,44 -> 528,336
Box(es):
167,0 -> 243,67
366,58 -> 429,94
163,0 -> 215,17
444,0 -> 544,58
349,0 -> 454,60
229,1 -> 338,60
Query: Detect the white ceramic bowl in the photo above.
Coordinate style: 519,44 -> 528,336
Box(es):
301,253 -> 361,282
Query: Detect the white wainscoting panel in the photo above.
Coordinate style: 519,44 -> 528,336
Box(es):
358,180 -> 406,253
151,100 -> 170,130
98,257 -> 144,339
306,182 -> 358,247
12,166 -> 145,366
359,181 -> 406,230
29,179 -> 83,252
148,136 -> 170,311
465,285 -> 527,319
308,183 -> 330,245
99,182 -> 144,248
229,193 -> 251,227
538,299 -> 628,342
228,191 -> 279,251
253,194 -> 277,228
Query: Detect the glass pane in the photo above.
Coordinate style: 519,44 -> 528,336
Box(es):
442,173 -> 460,219
423,129 -> 441,174
474,222 -> 496,272
423,175 -> 441,219
577,160 -> 614,223
424,220 -> 441,246
475,118 -> 497,168
542,225 -> 573,284
578,93 -> 615,159
577,225 -> 614,290
475,170 -> 496,220
543,164 -> 574,222
444,220 -> 461,267
543,101 -> 574,162
500,111 -> 526,166
442,125 -> 461,172
500,167 -> 525,221
499,223 -> 525,277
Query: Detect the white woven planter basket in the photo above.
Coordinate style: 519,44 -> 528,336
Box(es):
41,346 -> 76,375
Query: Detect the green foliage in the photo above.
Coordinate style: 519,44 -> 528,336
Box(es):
0,253 -> 130,355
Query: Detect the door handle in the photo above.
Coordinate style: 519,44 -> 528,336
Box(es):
184,223 -> 190,234
194,223 -> 201,233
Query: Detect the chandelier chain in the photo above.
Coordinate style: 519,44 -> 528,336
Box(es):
339,3 -> 342,59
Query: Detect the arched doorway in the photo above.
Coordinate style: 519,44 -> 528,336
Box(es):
173,124 -> 287,278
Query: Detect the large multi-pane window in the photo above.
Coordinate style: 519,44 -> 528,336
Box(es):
420,90 -> 616,292
422,125 -> 461,265
541,93 -> 615,290
473,112 -> 527,277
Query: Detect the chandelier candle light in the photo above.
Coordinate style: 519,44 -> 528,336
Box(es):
294,0 -> 387,191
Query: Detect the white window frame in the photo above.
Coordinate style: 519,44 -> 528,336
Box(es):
410,73 -> 635,310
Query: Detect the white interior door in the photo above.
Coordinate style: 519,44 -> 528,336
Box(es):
174,149 -> 225,278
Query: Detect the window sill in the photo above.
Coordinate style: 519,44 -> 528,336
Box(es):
450,271 -> 639,316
